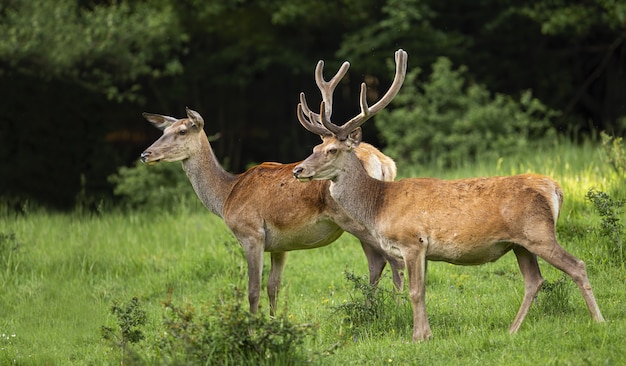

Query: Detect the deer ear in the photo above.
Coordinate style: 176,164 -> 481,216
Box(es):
346,127 -> 362,149
142,113 -> 178,131
186,107 -> 205,130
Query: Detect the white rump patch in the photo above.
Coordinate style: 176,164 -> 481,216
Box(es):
550,189 -> 560,224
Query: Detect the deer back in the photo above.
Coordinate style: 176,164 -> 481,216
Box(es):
371,173 -> 563,263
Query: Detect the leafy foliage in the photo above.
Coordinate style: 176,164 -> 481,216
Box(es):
158,288 -> 315,365
101,297 -> 147,366
585,188 -> 625,265
516,0 -> 626,36
338,0 -> 450,70
376,57 -> 558,167
108,162 -> 198,211
0,0 -> 185,102
2,0 -> 626,208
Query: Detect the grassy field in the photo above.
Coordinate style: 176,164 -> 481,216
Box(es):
1,138 -> 624,365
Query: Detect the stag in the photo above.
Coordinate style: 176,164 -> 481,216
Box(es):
293,49 -> 604,341
140,60 -> 405,316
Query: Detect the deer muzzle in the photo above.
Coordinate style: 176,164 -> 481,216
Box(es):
140,151 -> 160,165
292,166 -> 312,182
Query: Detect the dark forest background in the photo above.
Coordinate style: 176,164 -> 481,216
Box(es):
1,0 -> 625,209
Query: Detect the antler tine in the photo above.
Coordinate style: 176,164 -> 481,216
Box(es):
297,58 -> 352,137
298,92 -> 319,124
326,49 -> 408,140
315,60 -> 351,119
297,95 -> 332,136
370,49 -> 408,113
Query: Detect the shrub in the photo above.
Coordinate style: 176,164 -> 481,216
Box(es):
101,297 -> 147,366
108,161 -> 198,211
375,57 -> 558,167
158,288 -> 315,365
585,188 -> 625,265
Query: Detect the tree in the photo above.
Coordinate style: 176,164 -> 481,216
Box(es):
376,57 -> 557,167
0,0 -> 186,102
0,0 -> 186,208
337,0 -> 626,134
1,0 -> 625,208
515,0 -> 626,132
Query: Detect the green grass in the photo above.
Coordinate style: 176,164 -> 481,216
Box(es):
1,139 -> 624,365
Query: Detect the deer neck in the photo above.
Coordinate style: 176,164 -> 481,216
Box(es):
181,134 -> 236,217
328,151 -> 383,228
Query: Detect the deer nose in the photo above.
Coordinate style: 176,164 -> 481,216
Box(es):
140,151 -> 151,163
293,166 -> 304,178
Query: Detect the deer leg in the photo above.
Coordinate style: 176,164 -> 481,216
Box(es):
403,244 -> 431,342
242,241 -> 264,314
358,237 -> 405,291
509,246 -> 544,334
386,253 -> 406,292
527,239 -> 605,323
359,240 -> 387,288
268,252 -> 287,317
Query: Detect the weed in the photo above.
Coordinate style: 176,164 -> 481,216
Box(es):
585,188 -> 625,265
0,196 -> 34,216
74,174 -> 108,215
158,287 -> 315,365
331,271 -> 411,340
536,275 -> 572,316
101,297 -> 147,366
0,232 -> 20,257
600,131 -> 626,180
0,232 -> 22,280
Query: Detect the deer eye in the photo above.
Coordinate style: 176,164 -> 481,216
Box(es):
328,148 -> 337,155
178,129 -> 187,136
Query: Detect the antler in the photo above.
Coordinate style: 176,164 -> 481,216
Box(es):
298,49 -> 408,140
298,60 -> 351,137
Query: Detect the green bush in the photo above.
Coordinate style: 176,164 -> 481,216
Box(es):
585,188 -> 625,265
108,161 -> 199,211
101,297 -> 147,366
158,288 -> 315,365
376,57 -> 558,167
